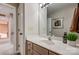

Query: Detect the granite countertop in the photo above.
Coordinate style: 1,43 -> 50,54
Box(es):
26,35 -> 79,55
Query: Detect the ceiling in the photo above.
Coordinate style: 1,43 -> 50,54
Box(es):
47,3 -> 77,16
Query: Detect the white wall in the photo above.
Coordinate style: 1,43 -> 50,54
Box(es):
39,7 -> 47,36
25,3 -> 39,36
48,4 -> 77,37
25,3 -> 47,37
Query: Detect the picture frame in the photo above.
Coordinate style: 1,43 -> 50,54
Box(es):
52,18 -> 63,29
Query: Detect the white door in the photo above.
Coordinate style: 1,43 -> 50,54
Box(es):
0,4 -> 16,54
18,4 -> 25,55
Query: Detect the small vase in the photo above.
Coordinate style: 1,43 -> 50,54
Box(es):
67,40 -> 76,47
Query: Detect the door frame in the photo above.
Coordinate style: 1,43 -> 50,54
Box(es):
0,3 -> 17,54
18,3 -> 25,55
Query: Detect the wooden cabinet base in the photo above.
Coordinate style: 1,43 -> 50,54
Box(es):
26,40 -> 60,55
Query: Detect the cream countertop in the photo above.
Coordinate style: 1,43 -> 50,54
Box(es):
26,35 -> 79,55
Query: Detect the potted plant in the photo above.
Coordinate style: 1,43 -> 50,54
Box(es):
67,32 -> 78,47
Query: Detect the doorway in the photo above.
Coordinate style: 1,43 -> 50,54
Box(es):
0,4 -> 16,54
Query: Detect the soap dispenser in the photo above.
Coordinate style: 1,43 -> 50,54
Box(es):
63,32 -> 67,44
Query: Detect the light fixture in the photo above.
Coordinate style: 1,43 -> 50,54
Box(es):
40,3 -> 51,8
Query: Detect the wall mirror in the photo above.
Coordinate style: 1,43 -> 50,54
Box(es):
39,3 -> 78,37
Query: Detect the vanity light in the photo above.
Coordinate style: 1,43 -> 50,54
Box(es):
40,3 -> 51,8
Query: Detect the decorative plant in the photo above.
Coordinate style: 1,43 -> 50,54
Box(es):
67,32 -> 78,41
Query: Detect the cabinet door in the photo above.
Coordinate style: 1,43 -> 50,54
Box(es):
33,43 -> 48,55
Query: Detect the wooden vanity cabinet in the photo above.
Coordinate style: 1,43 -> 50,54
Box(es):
26,40 -> 60,55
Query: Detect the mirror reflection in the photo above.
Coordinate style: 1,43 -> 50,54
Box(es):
0,20 -> 8,39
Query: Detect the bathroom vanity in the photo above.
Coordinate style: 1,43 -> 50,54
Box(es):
26,40 -> 60,55
26,35 -> 79,55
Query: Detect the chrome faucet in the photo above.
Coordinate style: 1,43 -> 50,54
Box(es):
48,30 -> 53,41
48,36 -> 52,41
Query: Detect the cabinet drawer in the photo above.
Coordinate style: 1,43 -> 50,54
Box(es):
49,51 -> 60,55
49,51 -> 57,55
33,44 -> 48,55
32,50 -> 40,55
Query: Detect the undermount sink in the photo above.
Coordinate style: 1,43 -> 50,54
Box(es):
41,40 -> 54,45
41,40 -> 76,51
